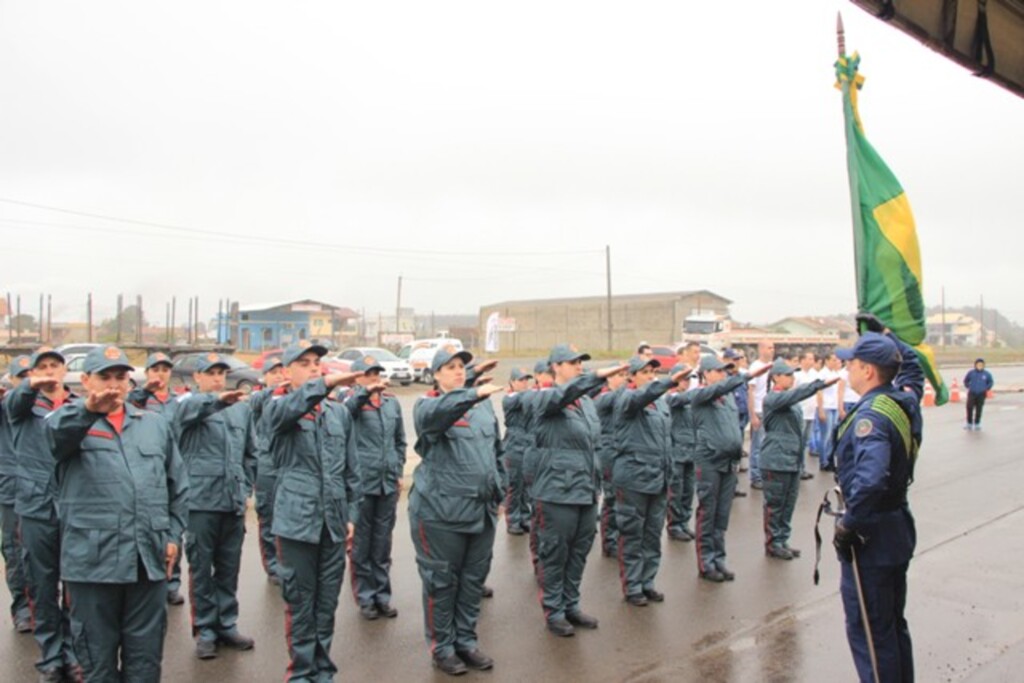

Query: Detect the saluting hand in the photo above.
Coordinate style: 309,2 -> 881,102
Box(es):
218,390 -> 246,405
476,383 -> 504,398
166,543 -> 178,580
324,372 -> 364,390
29,376 -> 61,392
823,377 -> 841,389
749,364 -> 771,379
366,380 -> 390,394
596,363 -> 629,379
85,388 -> 123,414
473,375 -> 494,387
144,378 -> 163,393
669,365 -> 692,385
473,359 -> 499,375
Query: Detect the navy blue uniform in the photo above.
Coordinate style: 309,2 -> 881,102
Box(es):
0,389 -> 31,630
833,335 -> 922,682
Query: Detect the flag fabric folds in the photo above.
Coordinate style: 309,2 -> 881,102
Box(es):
836,51 -> 948,405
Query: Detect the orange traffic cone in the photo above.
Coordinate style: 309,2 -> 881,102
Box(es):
949,379 -> 961,403
923,382 -> 935,407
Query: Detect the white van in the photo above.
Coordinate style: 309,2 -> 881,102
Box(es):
397,337 -> 465,384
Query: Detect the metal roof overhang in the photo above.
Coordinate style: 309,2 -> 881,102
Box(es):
851,0 -> 1024,99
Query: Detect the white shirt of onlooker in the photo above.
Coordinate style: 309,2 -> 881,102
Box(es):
819,367 -> 841,410
794,367 -> 820,421
839,367 -> 860,405
749,359 -> 771,413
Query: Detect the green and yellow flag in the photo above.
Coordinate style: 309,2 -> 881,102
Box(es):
835,49 -> 948,405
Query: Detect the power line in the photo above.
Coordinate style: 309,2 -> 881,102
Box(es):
0,197 -> 604,258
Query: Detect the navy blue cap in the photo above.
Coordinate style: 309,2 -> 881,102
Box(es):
351,354 -> 385,374
195,352 -> 231,373
510,367 -> 532,381
145,352 -> 173,370
83,345 -> 133,374
282,342 -> 328,367
699,355 -> 734,373
263,356 -> 284,374
10,354 -> 32,378
30,347 -> 64,368
628,356 -> 658,374
835,332 -> 902,369
769,358 -> 795,376
975,358 -> 985,365
533,360 -> 551,375
431,345 -> 473,373
722,348 -> 744,361
549,344 -> 591,364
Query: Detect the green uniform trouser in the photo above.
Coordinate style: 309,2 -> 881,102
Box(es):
614,488 -> 667,597
762,470 -> 799,550
504,451 -> 531,531
599,463 -> 617,556
186,511 -> 245,642
694,466 -> 737,574
255,473 -> 279,579
20,515 -> 76,673
349,491 -> 398,608
409,514 -> 495,660
66,574 -> 166,683
533,501 -> 597,623
276,527 -> 346,682
1,503 -> 31,625
666,461 -> 696,534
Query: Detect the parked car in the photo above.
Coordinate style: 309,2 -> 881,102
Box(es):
329,347 -> 413,386
170,353 -> 261,391
396,338 -> 465,384
64,353 -> 145,391
650,345 -> 680,373
56,343 -> 103,357
251,348 -> 283,371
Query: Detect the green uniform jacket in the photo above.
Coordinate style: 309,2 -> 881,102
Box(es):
0,394 -> 17,505
760,380 -> 826,472
266,378 -> 362,544
690,374 -> 748,472
342,387 -> 407,496
667,389 -> 696,463
409,388 -> 502,533
46,401 -> 188,583
175,394 -> 255,515
530,373 -> 604,505
593,385 -> 623,472
249,387 -> 276,477
7,383 -> 77,521
501,392 -> 531,457
611,378 -> 674,494
128,388 -> 180,423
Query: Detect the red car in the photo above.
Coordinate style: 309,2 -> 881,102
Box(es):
251,348 -> 283,371
650,345 -> 681,373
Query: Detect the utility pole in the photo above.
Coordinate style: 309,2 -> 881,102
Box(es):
38,294 -> 43,343
136,295 -> 143,344
5,293 -> 12,342
605,245 -> 613,352
46,294 -> 52,343
87,293 -> 93,343
165,302 -> 171,344
116,294 -> 123,344
186,298 -> 193,346
396,275 -> 403,339
16,296 -> 21,341
170,297 -> 177,345
940,286 -> 946,347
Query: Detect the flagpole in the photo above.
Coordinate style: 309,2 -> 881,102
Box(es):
837,13 -> 866,321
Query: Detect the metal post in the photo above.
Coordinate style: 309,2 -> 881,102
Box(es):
46,294 -> 52,343
606,245 -> 613,351
171,297 -> 177,345
187,298 -> 193,346
116,294 -> 123,344
6,293 -> 12,342
136,295 -> 143,344
16,295 -> 21,341
87,293 -> 93,343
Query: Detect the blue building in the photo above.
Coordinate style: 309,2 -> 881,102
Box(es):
230,300 -> 358,351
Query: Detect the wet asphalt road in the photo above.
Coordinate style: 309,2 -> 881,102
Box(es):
2,364 -> 1023,682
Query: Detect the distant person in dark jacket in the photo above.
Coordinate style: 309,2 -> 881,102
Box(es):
963,359 -> 994,431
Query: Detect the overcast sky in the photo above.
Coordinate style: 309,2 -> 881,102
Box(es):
1,1 -> 1021,329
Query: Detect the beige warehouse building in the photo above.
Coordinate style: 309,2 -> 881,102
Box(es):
479,290 -> 731,353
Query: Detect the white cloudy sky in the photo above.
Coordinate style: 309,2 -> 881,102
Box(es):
1,1 -> 1021,327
